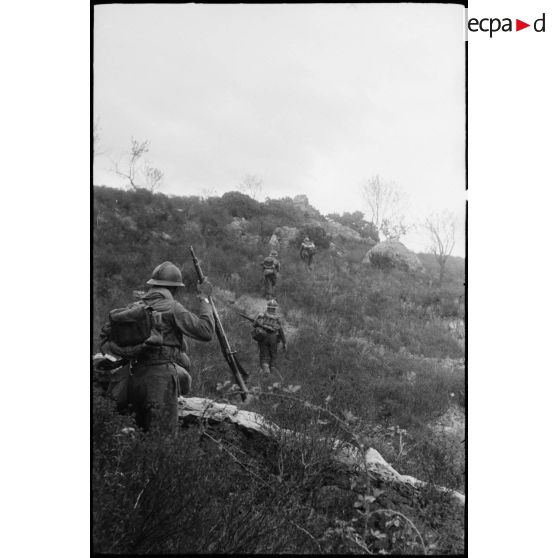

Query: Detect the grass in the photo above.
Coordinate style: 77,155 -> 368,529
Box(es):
92,185 -> 465,554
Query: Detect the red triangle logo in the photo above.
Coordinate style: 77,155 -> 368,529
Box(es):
516,19 -> 530,31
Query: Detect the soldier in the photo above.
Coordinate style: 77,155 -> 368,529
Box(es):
101,261 -> 214,433
261,250 -> 280,299
300,236 -> 316,268
252,299 -> 287,375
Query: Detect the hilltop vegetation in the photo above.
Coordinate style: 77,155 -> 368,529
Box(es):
93,185 -> 465,554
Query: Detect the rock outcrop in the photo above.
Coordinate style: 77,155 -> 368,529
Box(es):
273,226 -> 299,249
292,195 -> 322,219
321,220 -> 363,242
225,218 -> 259,245
178,397 -> 465,506
363,240 -> 425,272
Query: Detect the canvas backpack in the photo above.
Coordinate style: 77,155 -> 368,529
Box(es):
251,314 -> 279,342
302,243 -> 316,254
100,300 -> 163,359
263,256 -> 277,275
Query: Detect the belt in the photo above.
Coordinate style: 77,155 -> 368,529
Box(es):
134,345 -> 181,365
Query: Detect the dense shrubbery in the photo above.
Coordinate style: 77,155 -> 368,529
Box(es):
93,387 -> 464,554
93,185 -> 465,553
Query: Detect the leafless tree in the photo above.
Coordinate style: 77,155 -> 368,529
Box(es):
113,137 -> 164,192
361,175 -> 408,241
424,211 -> 457,283
238,174 -> 263,200
143,163 -> 164,192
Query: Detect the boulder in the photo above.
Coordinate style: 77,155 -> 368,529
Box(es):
273,226 -> 299,248
363,240 -> 424,273
177,397 -> 464,506
225,217 -> 250,237
321,220 -> 362,242
225,218 -> 259,246
293,195 -> 322,219
268,234 -> 281,250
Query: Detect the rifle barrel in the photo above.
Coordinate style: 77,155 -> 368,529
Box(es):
190,246 -> 248,400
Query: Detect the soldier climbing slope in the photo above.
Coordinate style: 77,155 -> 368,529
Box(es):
100,261 -> 214,434
300,236 -> 316,268
251,299 -> 287,376
261,250 -> 280,299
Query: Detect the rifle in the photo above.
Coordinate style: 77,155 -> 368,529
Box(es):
234,310 -> 256,324
189,246 -> 250,401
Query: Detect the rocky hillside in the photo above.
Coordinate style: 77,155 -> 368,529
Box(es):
93,185 -> 465,554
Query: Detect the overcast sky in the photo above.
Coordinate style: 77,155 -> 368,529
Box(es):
94,3 -> 465,256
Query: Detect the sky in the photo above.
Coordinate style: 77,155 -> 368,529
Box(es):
94,3 -> 466,256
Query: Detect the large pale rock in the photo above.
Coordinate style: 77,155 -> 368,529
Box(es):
322,220 -> 362,242
224,218 -> 258,245
363,240 -> 425,272
268,234 -> 281,250
177,397 -> 464,506
273,226 -> 299,248
292,195 -> 321,219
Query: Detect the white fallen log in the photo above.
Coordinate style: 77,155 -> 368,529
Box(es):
178,397 -> 465,506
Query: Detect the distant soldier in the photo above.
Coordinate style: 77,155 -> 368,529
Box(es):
251,299 -> 287,375
300,237 -> 316,267
261,250 -> 280,299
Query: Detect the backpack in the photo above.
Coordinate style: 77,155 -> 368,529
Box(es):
100,300 -> 163,359
302,243 -> 316,254
251,314 -> 278,342
263,256 -> 277,275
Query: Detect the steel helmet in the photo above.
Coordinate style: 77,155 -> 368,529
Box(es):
270,250 -> 278,257
146,261 -> 185,287
267,299 -> 279,310
304,236 -> 310,242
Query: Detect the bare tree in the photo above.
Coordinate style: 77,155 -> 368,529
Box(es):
361,175 -> 408,241
112,137 -> 164,192
238,174 -> 263,200
424,211 -> 457,283
143,163 -> 164,192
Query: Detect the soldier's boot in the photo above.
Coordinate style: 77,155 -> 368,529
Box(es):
262,363 -> 271,375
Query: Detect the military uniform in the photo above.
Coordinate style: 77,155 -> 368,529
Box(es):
261,254 -> 280,298
254,310 -> 286,374
101,261 -> 214,434
300,240 -> 316,267
130,286 -> 214,432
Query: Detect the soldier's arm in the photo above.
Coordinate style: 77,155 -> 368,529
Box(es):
172,300 -> 215,342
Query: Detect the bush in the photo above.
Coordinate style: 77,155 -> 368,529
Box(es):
93,184 -> 465,552
368,252 -> 400,270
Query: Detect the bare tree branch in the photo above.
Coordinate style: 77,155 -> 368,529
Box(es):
361,175 -> 409,241
112,137 -> 163,192
238,174 -> 263,200
423,211 -> 457,283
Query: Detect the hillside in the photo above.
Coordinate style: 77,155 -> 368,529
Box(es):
92,185 -> 465,554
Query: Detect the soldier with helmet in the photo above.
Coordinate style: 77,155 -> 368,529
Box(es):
251,299 -> 287,375
261,249 -> 281,299
102,261 -> 214,433
300,236 -> 316,268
